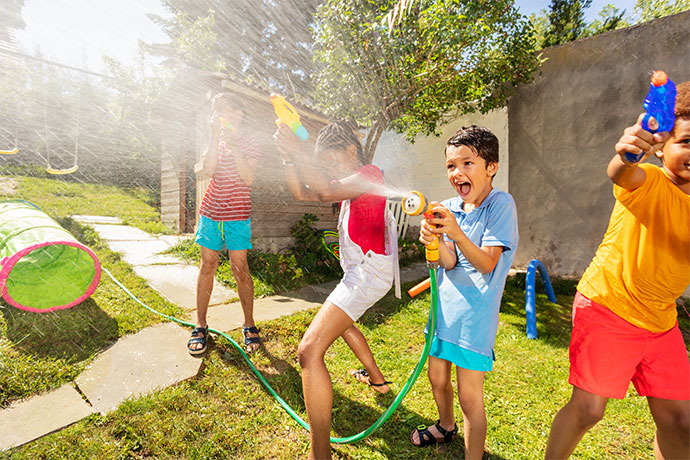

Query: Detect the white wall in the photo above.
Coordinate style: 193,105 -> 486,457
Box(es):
372,107 -> 509,229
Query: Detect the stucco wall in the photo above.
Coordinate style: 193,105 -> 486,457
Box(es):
373,107 -> 509,230
508,10 -> 690,298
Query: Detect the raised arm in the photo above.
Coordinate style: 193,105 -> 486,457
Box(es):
202,115 -> 222,178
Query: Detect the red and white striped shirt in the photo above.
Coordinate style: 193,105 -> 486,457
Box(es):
199,135 -> 260,221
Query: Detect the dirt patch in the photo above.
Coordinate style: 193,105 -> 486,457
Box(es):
0,177 -> 18,195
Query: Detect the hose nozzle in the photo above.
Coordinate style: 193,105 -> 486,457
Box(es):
402,191 -> 428,216
401,191 -> 439,266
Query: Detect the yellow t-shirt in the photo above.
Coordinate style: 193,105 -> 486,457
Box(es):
578,163 -> 690,332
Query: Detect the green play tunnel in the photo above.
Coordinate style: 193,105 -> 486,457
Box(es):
0,200 -> 101,312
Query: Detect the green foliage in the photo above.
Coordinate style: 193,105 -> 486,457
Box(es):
0,40 -> 170,190
312,0 -> 542,159
581,4 -> 628,37
289,213 -> 339,279
634,0 -> 690,21
0,0 -> 25,29
530,0 -> 688,49
542,0 -> 592,47
146,0 -> 321,100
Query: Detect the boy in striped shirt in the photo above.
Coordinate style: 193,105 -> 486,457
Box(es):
187,93 -> 262,356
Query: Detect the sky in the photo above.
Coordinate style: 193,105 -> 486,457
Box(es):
13,0 -> 639,73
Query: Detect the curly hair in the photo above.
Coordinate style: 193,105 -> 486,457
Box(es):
314,120 -> 366,165
675,81 -> 690,120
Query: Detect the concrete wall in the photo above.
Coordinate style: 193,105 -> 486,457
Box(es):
373,107 -> 509,231
508,10 -> 689,297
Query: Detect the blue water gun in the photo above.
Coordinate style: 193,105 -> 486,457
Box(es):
625,70 -> 676,164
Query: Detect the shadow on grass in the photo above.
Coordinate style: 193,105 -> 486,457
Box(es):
498,275 -> 577,350
1,297 -> 119,362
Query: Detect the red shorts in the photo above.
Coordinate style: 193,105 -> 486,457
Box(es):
569,292 -> 690,400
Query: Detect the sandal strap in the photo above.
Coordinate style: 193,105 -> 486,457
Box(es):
243,326 -> 260,334
187,337 -> 206,345
434,420 -> 458,441
368,380 -> 392,387
244,336 -> 261,345
191,326 -> 208,336
412,425 -> 436,447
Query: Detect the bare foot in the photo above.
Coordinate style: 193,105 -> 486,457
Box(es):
349,369 -> 390,394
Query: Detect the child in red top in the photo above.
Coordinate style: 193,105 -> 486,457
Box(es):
275,121 -> 400,460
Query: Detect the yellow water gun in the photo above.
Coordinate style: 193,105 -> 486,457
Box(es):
270,93 -> 309,141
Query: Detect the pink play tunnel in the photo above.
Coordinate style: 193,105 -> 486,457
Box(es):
0,200 -> 101,312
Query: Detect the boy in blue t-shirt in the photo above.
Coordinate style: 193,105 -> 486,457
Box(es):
410,125 -> 518,460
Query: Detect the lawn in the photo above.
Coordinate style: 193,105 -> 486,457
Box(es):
4,273 -> 688,459
0,176 -> 184,407
1,175 -> 689,459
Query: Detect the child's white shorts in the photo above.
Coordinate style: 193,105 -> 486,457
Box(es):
326,252 -> 394,321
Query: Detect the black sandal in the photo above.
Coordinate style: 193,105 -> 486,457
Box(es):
242,326 -> 261,353
350,369 -> 392,388
187,326 -> 209,356
410,420 -> 458,447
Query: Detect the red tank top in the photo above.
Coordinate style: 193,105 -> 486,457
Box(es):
346,164 -> 386,255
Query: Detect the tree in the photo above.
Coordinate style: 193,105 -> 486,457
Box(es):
312,0 -> 542,161
146,0 -> 320,101
0,0 -> 26,30
542,0 -> 592,47
634,0 -> 690,21
581,4 -> 628,38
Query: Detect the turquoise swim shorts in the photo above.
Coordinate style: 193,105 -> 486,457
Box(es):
195,215 -> 252,251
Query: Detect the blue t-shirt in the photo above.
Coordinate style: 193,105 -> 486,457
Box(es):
428,188 -> 519,357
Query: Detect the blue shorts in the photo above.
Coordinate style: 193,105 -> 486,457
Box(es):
429,336 -> 494,372
195,215 -> 252,251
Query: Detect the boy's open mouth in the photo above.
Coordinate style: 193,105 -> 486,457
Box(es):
458,181 -> 471,196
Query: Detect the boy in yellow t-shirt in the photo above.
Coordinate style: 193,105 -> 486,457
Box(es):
546,81 -> 690,460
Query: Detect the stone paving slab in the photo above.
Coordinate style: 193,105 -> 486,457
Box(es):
90,223 -> 158,242
107,239 -> 182,266
72,215 -> 122,225
201,294 -> 325,332
0,384 -> 95,451
76,323 -> 202,414
133,264 -> 236,310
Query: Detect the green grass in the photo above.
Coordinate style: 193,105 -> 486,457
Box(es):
0,176 -> 184,407
0,175 -> 175,235
4,275 -> 689,459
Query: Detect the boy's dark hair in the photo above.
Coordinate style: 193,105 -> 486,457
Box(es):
211,92 -> 245,114
445,125 -> 499,167
315,120 -> 366,164
675,81 -> 690,120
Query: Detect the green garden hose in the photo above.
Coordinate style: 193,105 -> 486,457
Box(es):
103,266 -> 438,444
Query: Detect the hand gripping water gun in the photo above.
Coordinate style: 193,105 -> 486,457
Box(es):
270,93 -> 309,141
625,70 -> 676,164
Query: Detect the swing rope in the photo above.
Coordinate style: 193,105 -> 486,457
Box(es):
44,74 -> 79,175
102,266 -> 438,444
